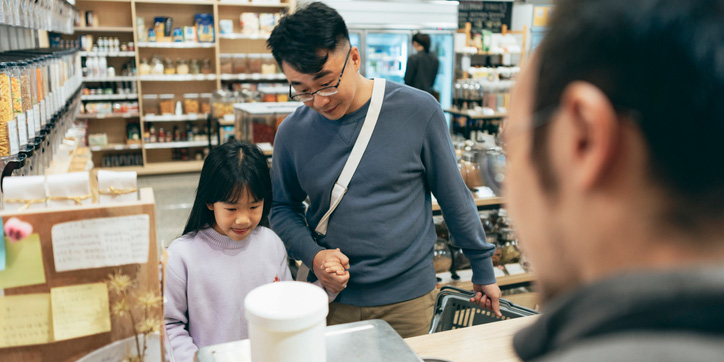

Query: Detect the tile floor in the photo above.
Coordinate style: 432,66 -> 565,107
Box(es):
138,172 -> 200,249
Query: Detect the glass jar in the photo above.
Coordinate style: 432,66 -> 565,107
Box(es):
142,94 -> 159,115
199,92 -> 212,115
232,54 -> 247,74
433,238 -> 453,273
260,54 -> 277,74
0,62 -> 17,157
163,58 -> 176,75
139,58 -> 151,75
183,93 -> 199,115
247,54 -> 262,74
461,150 -> 484,189
220,54 -> 233,74
18,61 -> 34,142
151,56 -> 164,75
201,58 -> 212,74
176,59 -> 189,75
189,59 -> 200,75
158,93 -> 175,115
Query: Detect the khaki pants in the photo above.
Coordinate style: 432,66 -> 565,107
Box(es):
327,289 -> 437,338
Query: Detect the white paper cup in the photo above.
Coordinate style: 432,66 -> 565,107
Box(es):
245,281 -> 329,362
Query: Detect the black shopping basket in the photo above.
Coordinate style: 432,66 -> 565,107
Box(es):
428,286 -> 539,333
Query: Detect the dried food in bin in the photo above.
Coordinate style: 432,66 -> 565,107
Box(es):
252,122 -> 275,144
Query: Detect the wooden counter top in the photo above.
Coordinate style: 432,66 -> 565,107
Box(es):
432,196 -> 505,211
405,315 -> 539,362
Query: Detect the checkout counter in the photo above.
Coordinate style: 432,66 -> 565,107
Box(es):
197,316 -> 538,362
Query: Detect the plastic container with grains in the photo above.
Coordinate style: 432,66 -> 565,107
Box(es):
184,93 -> 199,114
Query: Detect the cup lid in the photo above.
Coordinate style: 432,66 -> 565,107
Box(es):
245,281 -> 328,332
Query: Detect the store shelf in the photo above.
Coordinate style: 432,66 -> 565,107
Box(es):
89,144 -> 142,152
431,196 -> 504,212
81,94 -> 139,101
445,109 -> 507,120
74,26 -> 135,33
143,114 -> 209,122
77,112 -> 140,119
219,73 -> 285,81
135,0 -> 214,3
218,0 -> 289,8
83,76 -> 138,82
144,139 -> 217,149
219,33 -> 270,40
136,42 -> 216,48
104,160 -> 206,176
79,51 -> 136,57
436,270 -> 535,290
139,74 -> 217,81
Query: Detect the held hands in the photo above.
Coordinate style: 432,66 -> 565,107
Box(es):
471,283 -> 502,317
312,248 -> 350,293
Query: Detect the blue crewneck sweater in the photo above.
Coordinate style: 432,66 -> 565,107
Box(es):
270,81 -> 495,306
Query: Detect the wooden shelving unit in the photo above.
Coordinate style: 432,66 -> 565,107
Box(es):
74,26 -> 135,32
64,0 -> 295,175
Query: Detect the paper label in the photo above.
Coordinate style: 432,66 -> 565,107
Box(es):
40,100 -> 46,126
26,110 -> 35,139
32,105 -> 41,130
51,283 -> 111,341
7,120 -> 19,155
51,214 -> 150,272
493,267 -> 506,278
504,263 -> 527,275
0,293 -> 53,347
17,113 -> 27,146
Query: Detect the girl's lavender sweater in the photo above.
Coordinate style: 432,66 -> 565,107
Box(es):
164,226 -> 292,362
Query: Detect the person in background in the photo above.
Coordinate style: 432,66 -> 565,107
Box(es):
504,0 -> 724,360
404,32 -> 440,99
267,2 -> 501,338
164,141 -> 294,362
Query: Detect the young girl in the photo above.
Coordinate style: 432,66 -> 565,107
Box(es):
164,140 -> 292,362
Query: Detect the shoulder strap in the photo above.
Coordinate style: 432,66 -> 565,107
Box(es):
314,78 -> 386,236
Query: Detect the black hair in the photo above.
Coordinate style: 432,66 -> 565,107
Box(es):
412,33 -> 431,53
267,1 -> 349,74
183,140 -> 272,235
532,0 -> 724,227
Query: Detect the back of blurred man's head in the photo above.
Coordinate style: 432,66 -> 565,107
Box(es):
504,0 -> 724,301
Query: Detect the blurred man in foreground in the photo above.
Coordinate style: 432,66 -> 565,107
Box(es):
504,0 -> 724,360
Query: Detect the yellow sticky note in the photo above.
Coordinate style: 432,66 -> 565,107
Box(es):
0,293 -> 53,348
0,234 -> 47,289
51,283 -> 111,341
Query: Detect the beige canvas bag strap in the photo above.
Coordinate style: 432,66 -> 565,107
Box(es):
314,77 -> 386,236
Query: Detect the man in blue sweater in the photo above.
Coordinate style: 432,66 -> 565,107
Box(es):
267,2 -> 501,337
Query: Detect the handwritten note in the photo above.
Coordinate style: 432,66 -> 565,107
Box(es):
0,233 -> 46,289
51,283 -> 111,341
0,293 -> 53,348
51,214 -> 150,272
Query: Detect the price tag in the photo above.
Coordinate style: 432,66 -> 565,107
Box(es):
493,267 -> 506,278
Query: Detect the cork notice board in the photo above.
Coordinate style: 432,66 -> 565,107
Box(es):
0,188 -> 160,362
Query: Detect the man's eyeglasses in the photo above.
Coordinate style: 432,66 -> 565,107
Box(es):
289,47 -> 352,102
499,104 -> 559,152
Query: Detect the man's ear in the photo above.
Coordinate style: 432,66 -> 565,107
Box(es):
558,81 -> 620,191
